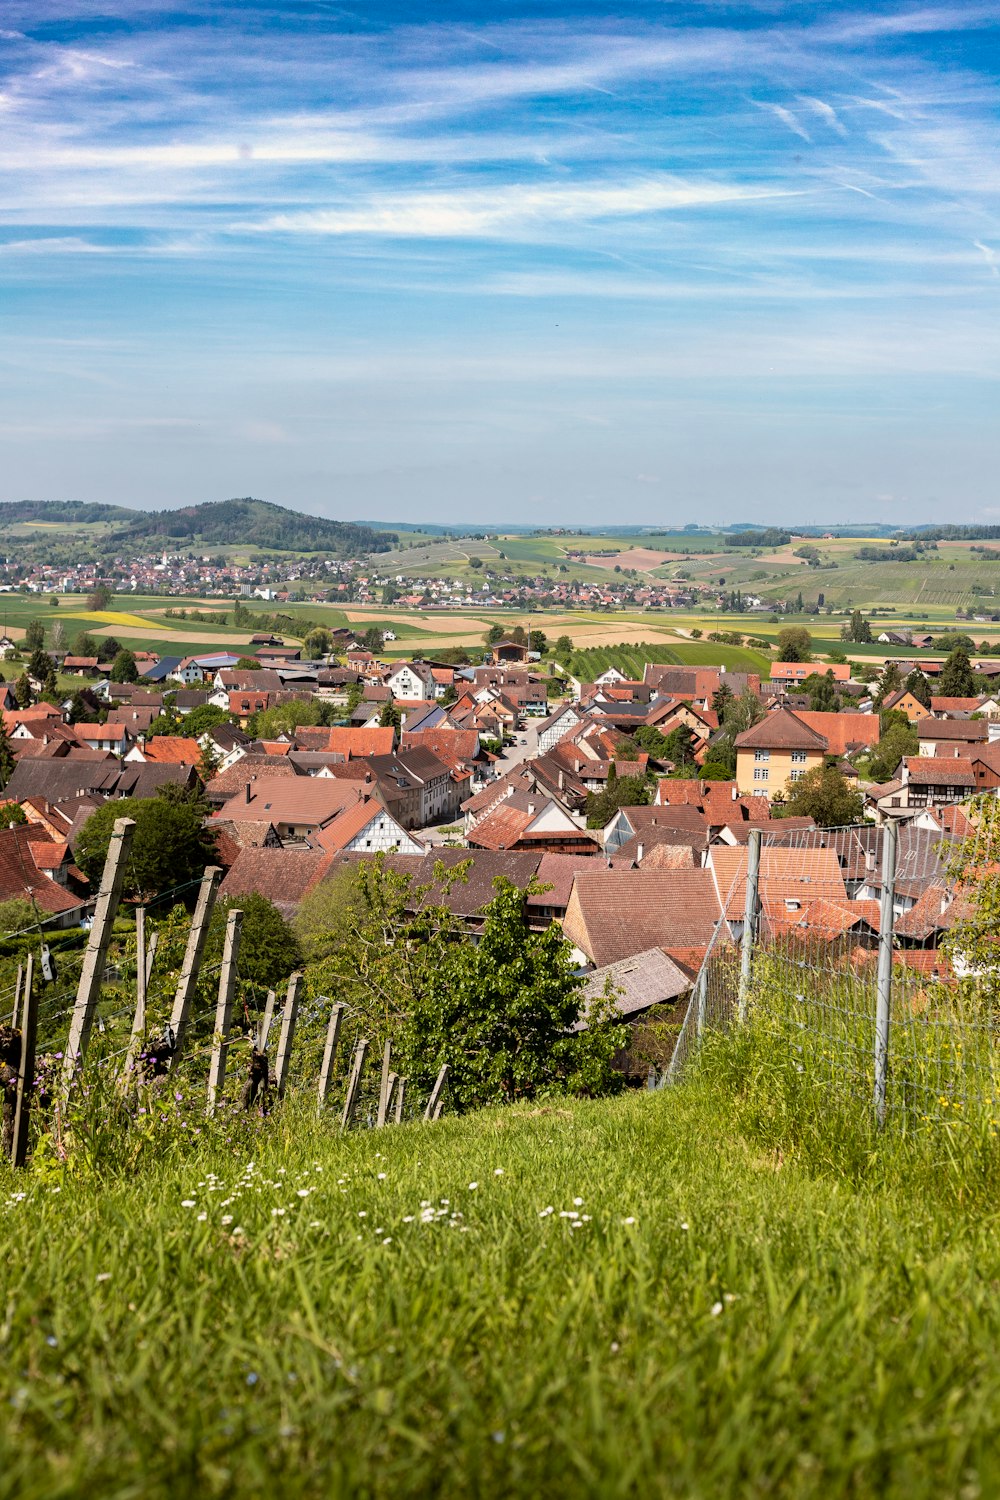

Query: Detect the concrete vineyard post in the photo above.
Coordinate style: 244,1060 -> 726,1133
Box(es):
62,817 -> 136,1095
206,907 -> 242,1116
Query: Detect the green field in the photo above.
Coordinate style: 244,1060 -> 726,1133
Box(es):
3,1026 -> 1000,1497
567,641 -> 772,680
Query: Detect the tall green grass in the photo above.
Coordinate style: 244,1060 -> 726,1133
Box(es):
3,1031 -> 1000,1498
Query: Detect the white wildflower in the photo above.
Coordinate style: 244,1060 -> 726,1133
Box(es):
710,1301 -> 723,1317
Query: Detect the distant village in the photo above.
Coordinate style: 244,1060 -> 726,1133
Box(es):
2,606 -> 995,1076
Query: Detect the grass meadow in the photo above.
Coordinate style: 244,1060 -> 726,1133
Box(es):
3,1027 -> 1000,1499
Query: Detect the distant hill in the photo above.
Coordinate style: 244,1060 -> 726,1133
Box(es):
0,498 -> 395,556
122,498 -> 394,554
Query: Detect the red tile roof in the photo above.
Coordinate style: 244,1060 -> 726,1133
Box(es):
734,708 -> 828,752
710,845 -> 848,916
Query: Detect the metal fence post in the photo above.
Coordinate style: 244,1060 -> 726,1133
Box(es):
737,827 -> 762,1023
873,819 -> 899,1127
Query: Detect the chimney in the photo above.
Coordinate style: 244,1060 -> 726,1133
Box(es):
528,802 -> 536,815
636,842 -> 644,863
245,782 -> 252,804
732,786 -> 738,800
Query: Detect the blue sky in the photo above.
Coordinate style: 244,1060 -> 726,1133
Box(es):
1,2 -> 999,527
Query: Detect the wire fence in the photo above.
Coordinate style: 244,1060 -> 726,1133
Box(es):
665,799 -> 1000,1125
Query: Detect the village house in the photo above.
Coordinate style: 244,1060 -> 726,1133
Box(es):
733,708 -> 829,797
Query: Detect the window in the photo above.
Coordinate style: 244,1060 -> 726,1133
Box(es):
753,768 -> 769,782
789,769 -> 806,782
754,749 -> 770,763
791,750 -> 807,764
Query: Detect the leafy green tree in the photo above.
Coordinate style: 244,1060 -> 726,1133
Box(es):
711,682 -> 734,718
110,648 -> 139,683
0,801 -> 25,826
632,724 -> 671,759
939,645 -> 977,698
304,627 -> 333,658
867,721 -> 918,783
27,648 -> 53,683
904,668 -> 932,708
23,620 -> 45,652
554,635 -> 573,661
663,722 -> 698,769
780,766 -> 863,825
362,627 -> 384,652
254,698 -> 322,739
97,637 -> 122,663
484,624 -> 505,646
0,720 -> 15,791
88,584 -> 113,612
209,893 -> 302,989
14,674 -> 31,709
74,632 -> 100,658
841,610 -> 872,644
529,630 -> 547,655
235,656 -> 261,670
776,626 -> 812,662
300,860 -> 620,1110
807,670 -> 840,712
379,699 -> 402,730
76,795 -> 218,900
344,681 -> 364,715
585,774 -> 650,830
182,703 -> 233,738
67,691 -> 90,725
873,659 -> 903,706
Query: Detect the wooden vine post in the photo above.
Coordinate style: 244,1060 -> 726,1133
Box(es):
376,1040 -> 393,1127
168,866 -> 222,1060
10,953 -> 36,1168
206,908 -> 242,1116
273,972 -> 303,1099
316,1000 -> 344,1115
61,817 -> 136,1096
423,1064 -> 449,1122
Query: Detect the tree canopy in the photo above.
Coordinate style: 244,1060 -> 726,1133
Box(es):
76,792 -> 218,900
780,766 -> 863,825
776,627 -> 812,662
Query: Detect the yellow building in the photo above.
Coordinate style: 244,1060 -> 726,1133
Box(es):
734,709 -> 827,798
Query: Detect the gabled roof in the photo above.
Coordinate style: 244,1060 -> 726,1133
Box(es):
563,868 -> 722,966
916,717 -> 987,742
793,710 -> 880,756
734,708 -> 828,752
709,845 -> 848,917
577,948 -> 691,1025
904,756 -> 976,786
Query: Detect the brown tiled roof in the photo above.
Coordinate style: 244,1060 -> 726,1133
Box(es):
205,757 -> 298,802
141,737 -> 202,764
526,853 -> 600,911
794,710 -> 880,756
216,778 -> 365,828
917,717 -> 987,741
611,830 -> 704,867
734,708 -> 828,752
219,847 -> 336,918
904,757 -> 976,786
930,697 -> 982,715
762,896 -> 881,939
710,845 -> 848,916
563,869 -> 722,966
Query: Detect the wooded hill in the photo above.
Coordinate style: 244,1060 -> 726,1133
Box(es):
0,498 -> 395,557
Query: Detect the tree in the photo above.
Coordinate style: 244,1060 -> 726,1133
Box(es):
304,627 -> 333,658
904,668 -> 932,708
867,721 -> 918,783
529,630 -> 547,655
49,620 -> 66,653
74,632 -> 100,658
97,637 -> 122,663
585,775 -> 650,830
484,624 -> 505,646
298,861 -> 620,1110
710,683 -> 734,718
776,627 -> 812,662
0,801 -> 26,827
254,698 -> 322,740
182,704 -> 233,738
940,645 -> 977,698
67,691 -> 90,725
23,620 -> 45,653
235,656 -> 262,670
663,723 -> 698,770
379,699 -> 402,731
807,670 -> 840,712
28,647 -> 54,682
0,721 -> 14,791
211,893 -> 302,988
88,584 -> 113,612
780,766 -> 863,825
873,659 -> 903,706
555,635 -> 573,661
468,557 -> 483,570
76,795 -> 218,900
14,674 -> 30,709
842,610 -> 872,644
110,648 -> 139,683
362,627 -> 385,653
